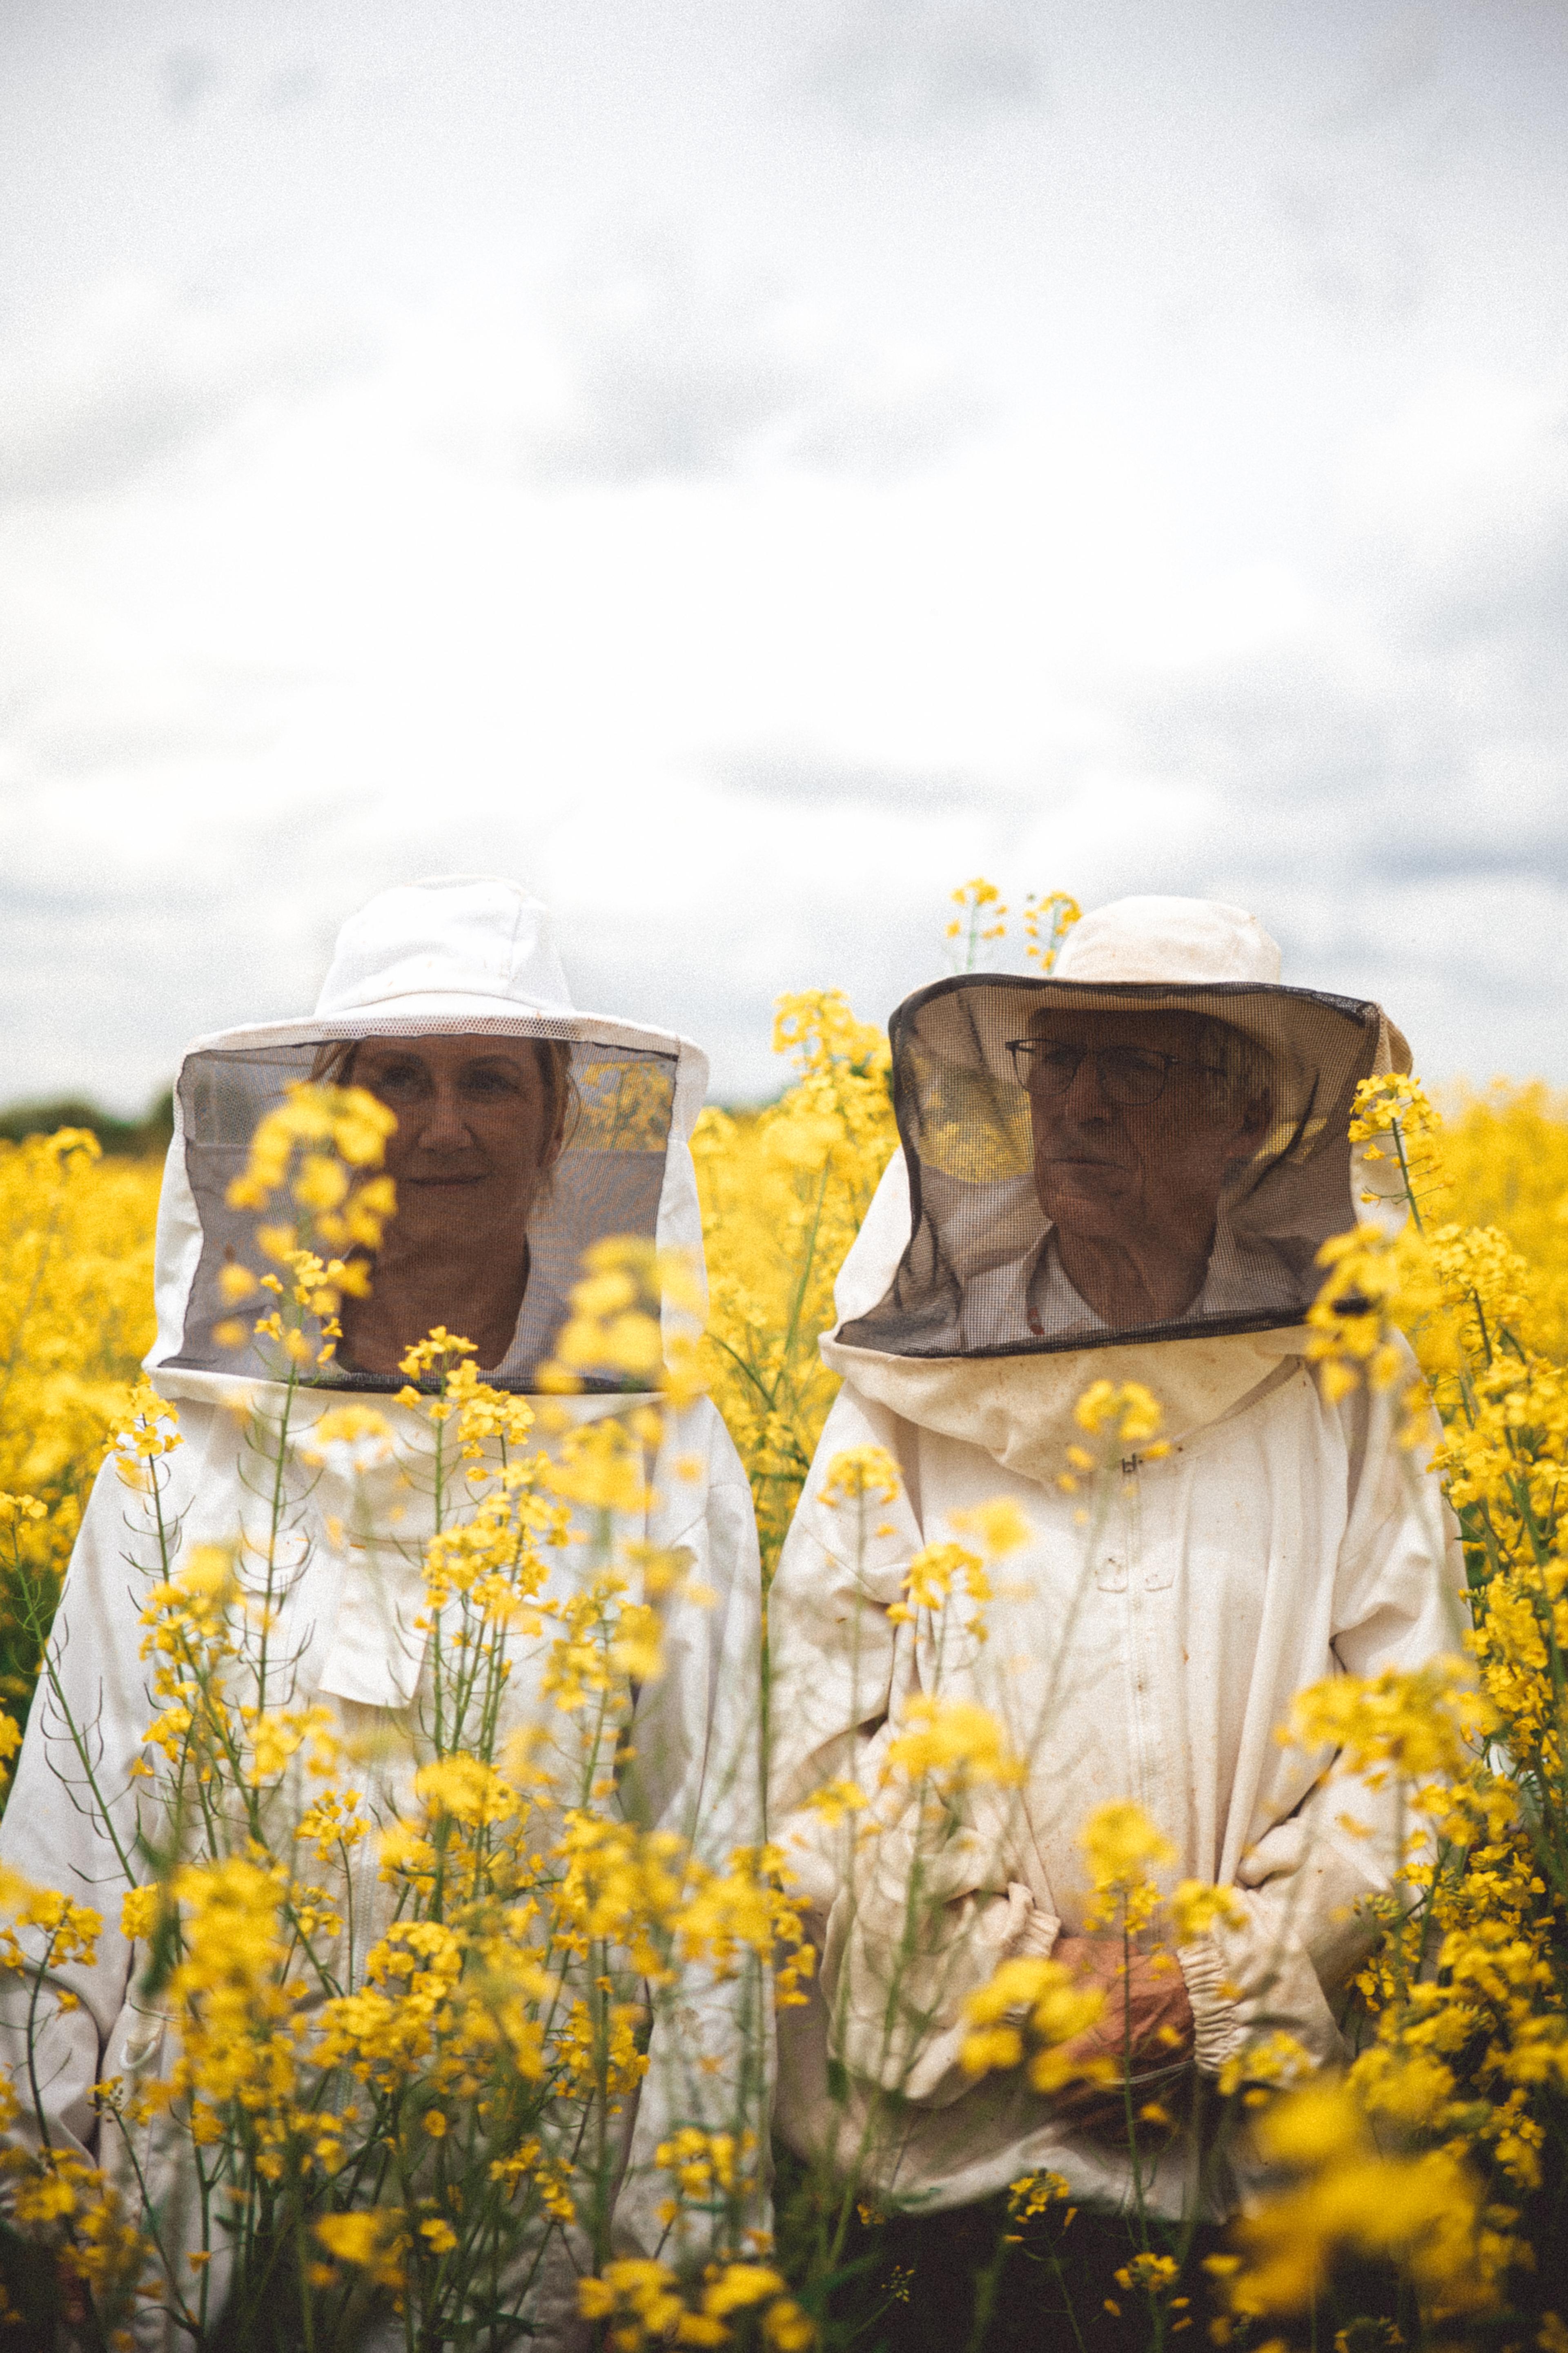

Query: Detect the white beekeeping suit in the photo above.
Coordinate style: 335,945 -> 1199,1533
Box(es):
769,895 -> 1464,2222
0,876 -> 764,2344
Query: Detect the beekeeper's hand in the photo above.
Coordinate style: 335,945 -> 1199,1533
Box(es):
1044,1934 -> 1194,2139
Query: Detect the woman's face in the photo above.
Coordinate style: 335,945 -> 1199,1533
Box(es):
352,1034 -> 563,1239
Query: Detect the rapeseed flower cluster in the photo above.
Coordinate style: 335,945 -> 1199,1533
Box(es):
1,894 -> 1566,2347
213,1079 -> 397,1372
0,1128 -> 159,1731
576,2252 -> 814,2349
693,992 -> 897,1572
1204,1073 -> 1568,2342
0,1088 -> 797,2348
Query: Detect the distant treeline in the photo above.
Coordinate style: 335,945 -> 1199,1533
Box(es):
0,1091 -> 175,1157
0,1089 -> 779,1158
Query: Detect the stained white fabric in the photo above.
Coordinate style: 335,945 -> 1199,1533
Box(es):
1054,895 -> 1283,986
768,894 -> 1464,2221
0,877 -> 764,2344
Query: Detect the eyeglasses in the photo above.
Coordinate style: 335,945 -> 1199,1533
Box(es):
1005,1040 -> 1227,1107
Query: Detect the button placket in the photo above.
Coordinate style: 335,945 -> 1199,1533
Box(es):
1113,1457 -> 1150,1818
1094,1464 -> 1133,1592
1138,1450 -> 1175,1591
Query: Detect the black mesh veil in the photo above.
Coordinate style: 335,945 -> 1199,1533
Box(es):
837,976 -> 1384,1360
168,1026 -> 678,1390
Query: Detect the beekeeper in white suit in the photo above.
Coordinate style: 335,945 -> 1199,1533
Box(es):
0,876 -> 764,2346
769,897 -> 1462,2256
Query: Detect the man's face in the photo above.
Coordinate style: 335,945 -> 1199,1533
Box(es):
1021,1008 -> 1266,1255
354,1034 -> 561,1236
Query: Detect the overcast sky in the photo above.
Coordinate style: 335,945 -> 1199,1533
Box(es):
2,0 -> 1566,1107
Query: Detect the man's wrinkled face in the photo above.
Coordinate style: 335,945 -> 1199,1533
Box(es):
354,1035 -> 561,1234
1020,1008 -> 1266,1249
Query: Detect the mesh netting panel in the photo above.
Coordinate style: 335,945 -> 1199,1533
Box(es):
170,1032 -> 678,1389
837,977 -> 1382,1359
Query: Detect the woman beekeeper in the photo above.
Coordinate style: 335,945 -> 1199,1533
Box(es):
768,895 -> 1463,2335
0,876 -> 764,2346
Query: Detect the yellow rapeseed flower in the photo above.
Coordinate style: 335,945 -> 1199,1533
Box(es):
883,1695 -> 1025,1791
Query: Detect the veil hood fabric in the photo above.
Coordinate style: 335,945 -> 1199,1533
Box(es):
821,1153 -> 1316,1482
145,875 -> 710,1400
823,894 -> 1412,1473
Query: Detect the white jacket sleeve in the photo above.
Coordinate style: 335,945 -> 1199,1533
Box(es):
1179,1358 -> 1467,2077
767,1389 -> 1061,2110
0,1455 -> 154,2159
766,1386 -> 923,1901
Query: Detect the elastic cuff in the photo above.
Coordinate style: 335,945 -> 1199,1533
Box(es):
1176,1937 -> 1242,2075
1013,1894 -> 1060,1961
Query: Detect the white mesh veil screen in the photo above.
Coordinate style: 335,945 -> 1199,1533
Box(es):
170,1030 -> 678,1389
838,977 -> 1382,1359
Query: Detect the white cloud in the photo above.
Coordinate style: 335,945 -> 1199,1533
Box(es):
524,245 -> 983,487
158,45 -> 220,116
4,349 -> 1566,1106
795,0 -> 1047,130
0,1 -> 1565,1116
0,283 -> 380,505
0,577 -> 307,783
714,747 -> 984,808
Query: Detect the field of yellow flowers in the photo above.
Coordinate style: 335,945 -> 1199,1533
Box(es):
0,885 -> 1566,2350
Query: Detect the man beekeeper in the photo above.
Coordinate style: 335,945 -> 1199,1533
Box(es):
768,897 -> 1461,2298
0,876 -> 764,2347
